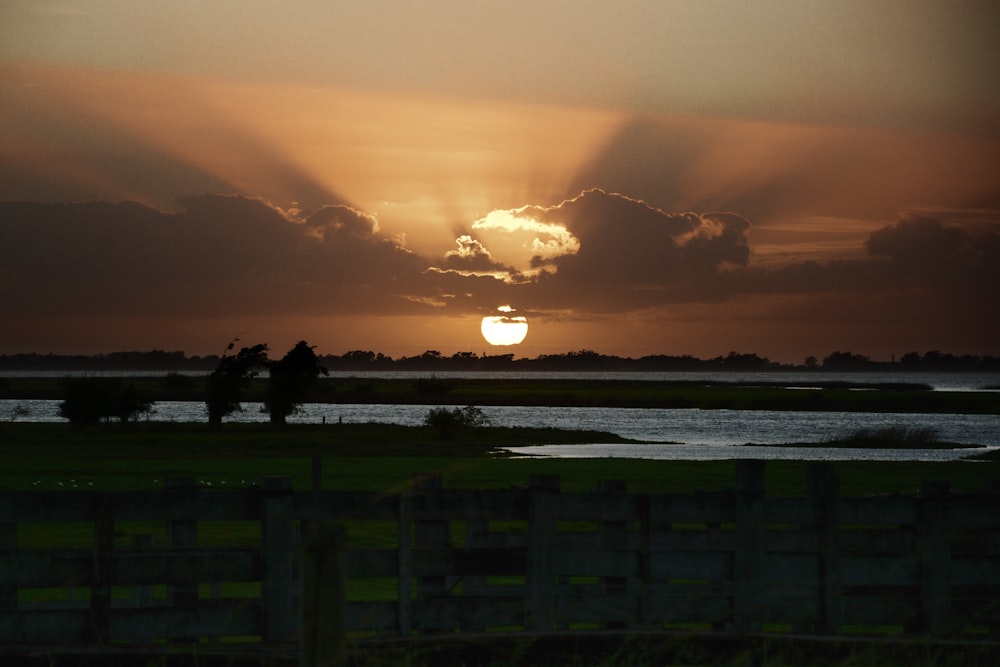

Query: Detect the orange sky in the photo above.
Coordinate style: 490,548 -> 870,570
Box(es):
2,2 -> 999,362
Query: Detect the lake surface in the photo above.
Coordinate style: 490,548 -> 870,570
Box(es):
4,399 -> 998,462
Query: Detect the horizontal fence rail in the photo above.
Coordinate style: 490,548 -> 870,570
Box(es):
1,462 -> 999,661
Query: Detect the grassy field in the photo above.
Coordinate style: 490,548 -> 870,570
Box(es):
2,421 -> 997,496
3,410 -> 998,665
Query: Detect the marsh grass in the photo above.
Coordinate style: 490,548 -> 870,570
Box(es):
832,425 -> 946,448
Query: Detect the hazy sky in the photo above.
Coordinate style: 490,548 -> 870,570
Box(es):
2,1 -> 999,361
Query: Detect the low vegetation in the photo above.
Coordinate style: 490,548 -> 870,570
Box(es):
1,421 -> 997,498
4,376 -> 999,414
833,425 -> 945,447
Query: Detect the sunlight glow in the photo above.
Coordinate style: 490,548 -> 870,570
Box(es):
473,209 -> 580,264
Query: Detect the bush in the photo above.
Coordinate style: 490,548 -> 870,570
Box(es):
59,377 -> 152,425
424,406 -> 491,440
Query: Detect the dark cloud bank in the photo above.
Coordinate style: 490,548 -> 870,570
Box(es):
1,190 -> 997,353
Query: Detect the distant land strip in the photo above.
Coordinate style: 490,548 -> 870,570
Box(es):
2,348 -> 1000,373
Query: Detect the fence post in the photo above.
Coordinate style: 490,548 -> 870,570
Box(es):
0,512 -> 15,613
262,476 -> 296,644
637,493 -> 652,628
413,474 -> 449,611
132,534 -> 155,607
597,480 -> 629,629
164,477 -> 199,643
300,521 -> 347,667
732,460 -> 764,633
808,463 -> 841,635
90,495 -> 114,644
527,474 -> 559,632
918,481 -> 951,636
397,490 -> 413,636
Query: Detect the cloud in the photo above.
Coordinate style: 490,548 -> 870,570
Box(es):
504,189 -> 751,310
0,196 -> 431,318
472,209 -> 581,262
303,204 -> 379,239
2,189 -> 997,358
438,234 -> 517,277
865,213 -> 1000,286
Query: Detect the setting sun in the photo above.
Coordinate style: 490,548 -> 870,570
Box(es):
481,306 -> 529,346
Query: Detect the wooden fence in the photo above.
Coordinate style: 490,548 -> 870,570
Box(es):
1,461 -> 998,662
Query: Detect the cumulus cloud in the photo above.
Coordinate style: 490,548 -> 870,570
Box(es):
865,213 -> 1000,284
735,212 -> 999,295
440,235 -> 513,275
496,189 -> 751,310
0,196 -> 430,318
535,189 -> 750,277
303,204 -> 379,240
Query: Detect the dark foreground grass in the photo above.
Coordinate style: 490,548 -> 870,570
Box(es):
1,422 -> 996,496
3,423 -> 998,666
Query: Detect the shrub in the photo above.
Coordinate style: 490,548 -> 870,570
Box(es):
423,406 -> 491,440
59,377 -> 152,425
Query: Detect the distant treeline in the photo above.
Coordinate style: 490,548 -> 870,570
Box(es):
2,348 -> 1000,373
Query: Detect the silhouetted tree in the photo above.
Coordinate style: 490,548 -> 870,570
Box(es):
264,340 -> 327,426
821,350 -> 874,371
206,341 -> 269,427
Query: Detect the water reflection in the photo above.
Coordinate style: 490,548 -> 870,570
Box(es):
501,443 -> 996,462
3,399 -> 998,461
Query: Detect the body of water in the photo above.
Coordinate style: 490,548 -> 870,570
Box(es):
2,370 -> 999,391
3,399 -> 998,462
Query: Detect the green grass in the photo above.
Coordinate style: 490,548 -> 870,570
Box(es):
2,422 -> 997,496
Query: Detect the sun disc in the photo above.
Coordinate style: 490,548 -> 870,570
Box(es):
481,306 -> 528,346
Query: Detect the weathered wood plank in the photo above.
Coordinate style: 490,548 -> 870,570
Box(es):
649,551 -> 732,580
647,493 -> 733,524
0,490 -> 261,522
550,548 -> 637,578
760,552 -> 819,584
2,466 -> 999,650
840,496 -> 918,525
90,495 -> 113,643
840,555 -> 921,585
0,602 -> 260,643
0,549 -> 259,587
411,596 -> 524,632
411,547 -> 527,577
